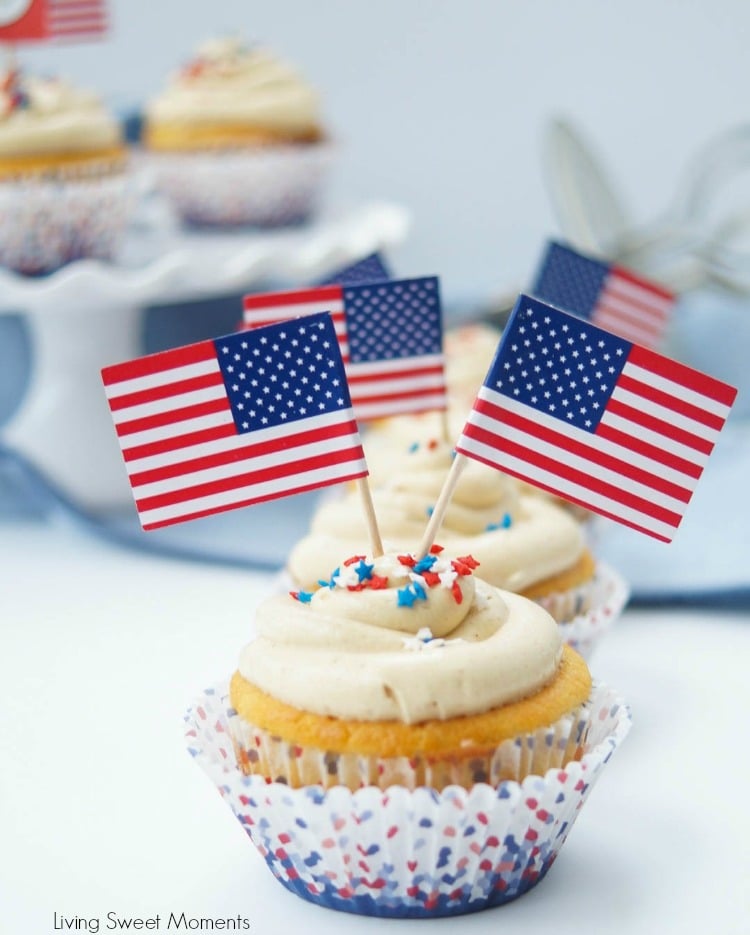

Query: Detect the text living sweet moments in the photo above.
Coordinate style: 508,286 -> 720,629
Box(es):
53,913 -> 251,932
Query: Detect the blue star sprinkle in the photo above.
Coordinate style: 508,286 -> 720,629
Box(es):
354,559 -> 375,582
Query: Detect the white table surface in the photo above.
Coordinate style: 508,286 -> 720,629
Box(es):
1,519 -> 749,935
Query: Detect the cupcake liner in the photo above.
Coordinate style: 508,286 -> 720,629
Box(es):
185,681 -> 631,918
228,698 -> 593,792
0,171 -> 133,275
147,144 -> 332,228
555,562 -> 629,660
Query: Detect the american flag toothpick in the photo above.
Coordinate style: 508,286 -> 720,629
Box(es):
420,294 -> 736,553
102,312 -> 381,553
532,240 -> 676,349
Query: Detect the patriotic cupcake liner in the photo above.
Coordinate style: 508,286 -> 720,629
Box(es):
552,561 -> 629,660
0,171 -> 133,275
185,681 -> 631,918
147,144 -> 332,228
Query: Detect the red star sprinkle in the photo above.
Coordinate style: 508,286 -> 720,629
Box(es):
451,580 -> 463,604
422,571 -> 441,587
368,575 -> 389,589
397,554 -> 416,567
457,554 -> 480,569
343,554 -> 367,566
429,544 -> 444,554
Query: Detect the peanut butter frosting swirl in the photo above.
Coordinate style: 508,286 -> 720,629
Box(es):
239,551 -> 562,724
0,71 -> 122,157
145,37 -> 321,134
287,439 -> 585,592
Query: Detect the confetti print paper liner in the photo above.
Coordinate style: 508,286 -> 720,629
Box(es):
185,682 -> 630,918
0,172 -> 133,275
148,144 -> 332,228
553,562 -> 629,660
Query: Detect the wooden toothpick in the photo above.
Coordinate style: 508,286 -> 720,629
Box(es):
417,453 -> 467,558
357,476 -> 384,558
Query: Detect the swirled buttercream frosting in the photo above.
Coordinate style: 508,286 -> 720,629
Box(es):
239,550 -> 562,724
145,37 -> 321,136
0,70 -> 122,158
288,439 -> 585,593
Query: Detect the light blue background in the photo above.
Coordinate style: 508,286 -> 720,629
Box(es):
15,0 -> 750,300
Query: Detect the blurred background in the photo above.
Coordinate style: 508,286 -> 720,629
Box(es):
2,0 -> 749,597
16,0 -> 750,301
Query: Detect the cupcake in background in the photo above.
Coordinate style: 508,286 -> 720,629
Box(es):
365,319 -> 595,524
0,68 -> 131,275
143,37 -> 331,227
186,547 -> 631,916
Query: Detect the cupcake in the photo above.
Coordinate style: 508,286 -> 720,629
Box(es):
0,68 -> 131,274
143,37 -> 331,227
186,548 -> 631,916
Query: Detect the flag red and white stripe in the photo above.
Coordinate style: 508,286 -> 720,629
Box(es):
456,296 -> 736,542
48,0 -> 107,38
0,0 -> 107,40
593,265 -> 674,347
243,286 -> 349,356
102,315 -> 368,531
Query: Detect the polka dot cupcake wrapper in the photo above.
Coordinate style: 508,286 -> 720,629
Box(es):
185,681 -> 631,918
0,172 -> 134,274
148,144 -> 332,228
553,562 -> 629,660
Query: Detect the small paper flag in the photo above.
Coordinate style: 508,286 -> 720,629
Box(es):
102,313 -> 368,531
319,252 -> 391,285
456,294 -> 737,542
0,0 -> 107,41
532,240 -> 675,349
242,276 -> 447,421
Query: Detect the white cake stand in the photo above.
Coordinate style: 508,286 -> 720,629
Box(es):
0,202 -> 410,511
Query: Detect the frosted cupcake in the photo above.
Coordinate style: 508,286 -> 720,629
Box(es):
143,37 -> 330,227
0,69 -> 131,274
185,548 -> 631,916
232,550 -> 593,791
